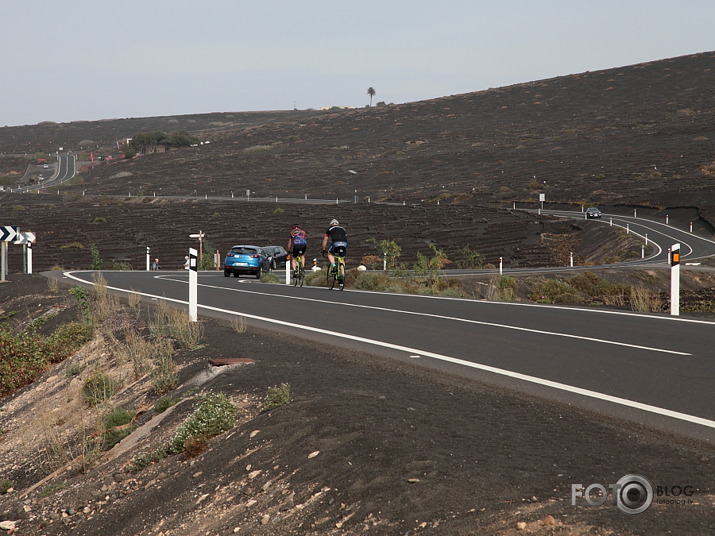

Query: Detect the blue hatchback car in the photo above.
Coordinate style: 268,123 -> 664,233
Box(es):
223,245 -> 269,279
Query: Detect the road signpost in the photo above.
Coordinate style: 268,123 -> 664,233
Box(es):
189,247 -> 198,322
189,231 -> 206,266
14,232 -> 36,274
670,243 -> 680,316
1,226 -> 19,282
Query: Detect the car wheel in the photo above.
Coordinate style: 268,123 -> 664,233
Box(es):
224,270 -> 230,277
255,267 -> 262,280
271,259 -> 277,270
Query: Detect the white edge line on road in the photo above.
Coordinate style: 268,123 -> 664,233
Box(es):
167,275 -> 690,356
62,271 -> 714,430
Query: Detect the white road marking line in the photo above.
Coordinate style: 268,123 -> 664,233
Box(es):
152,274 -> 690,356
62,272 -> 715,430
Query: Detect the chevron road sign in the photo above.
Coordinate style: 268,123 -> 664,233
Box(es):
14,231 -> 36,245
0,226 -> 19,242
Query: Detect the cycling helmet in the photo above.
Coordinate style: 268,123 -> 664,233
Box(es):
330,219 -> 339,226
292,223 -> 301,229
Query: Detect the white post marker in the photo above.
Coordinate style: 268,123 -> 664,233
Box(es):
189,247 -> 198,322
499,256 -> 503,275
383,252 -> 387,271
26,242 -> 33,274
1,241 -> 6,282
670,244 -> 680,316
146,247 -> 151,271
285,256 -> 290,285
569,252 -> 574,267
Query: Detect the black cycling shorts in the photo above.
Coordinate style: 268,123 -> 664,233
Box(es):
329,242 -> 347,257
292,245 -> 306,257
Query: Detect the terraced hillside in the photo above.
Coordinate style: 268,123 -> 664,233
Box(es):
0,51 -> 713,271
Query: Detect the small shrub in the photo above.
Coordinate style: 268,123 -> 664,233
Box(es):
102,408 -> 136,449
529,278 -> 581,304
39,483 -> 65,498
44,322 -> 94,362
69,286 -> 92,323
112,262 -> 131,270
168,394 -> 238,454
264,383 -> 291,411
47,278 -> 60,293
456,245 -> 485,269
154,395 -> 179,414
60,242 -> 84,250
0,479 -> 14,494
486,275 -> 518,301
630,286 -> 663,312
82,371 -> 119,406
152,355 -> 178,395
230,316 -> 247,333
130,446 -> 168,471
183,435 -> 209,458
65,362 -> 82,378
93,217 -> 106,224
259,272 -> 280,284
90,243 -> 103,270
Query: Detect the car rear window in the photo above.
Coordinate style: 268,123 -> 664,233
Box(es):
231,247 -> 258,255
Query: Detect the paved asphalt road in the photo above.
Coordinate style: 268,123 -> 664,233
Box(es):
61,261 -> 715,444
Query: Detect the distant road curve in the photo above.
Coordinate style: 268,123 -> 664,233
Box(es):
14,154 -> 76,193
534,209 -> 715,265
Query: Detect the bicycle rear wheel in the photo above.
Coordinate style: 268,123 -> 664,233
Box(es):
297,262 -> 305,287
327,265 -> 336,290
337,261 -> 345,291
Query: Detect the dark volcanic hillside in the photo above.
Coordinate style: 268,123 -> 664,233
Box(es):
55,51 -> 715,212
1,51 -> 714,272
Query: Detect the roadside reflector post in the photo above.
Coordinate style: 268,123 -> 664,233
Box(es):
645,234 -> 648,246
569,252 -> 574,267
1,242 -> 7,282
146,246 -> 151,271
626,224 -> 630,234
634,209 -> 637,217
383,252 -> 387,271
609,217 -> 613,226
189,247 -> 198,322
499,256 -> 503,275
689,222 -> 693,233
669,244 -> 680,316
26,242 -> 33,274
285,255 -> 290,285
665,214 -> 669,225
641,245 -> 645,258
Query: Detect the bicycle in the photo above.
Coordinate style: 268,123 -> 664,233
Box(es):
324,250 -> 346,291
292,254 -> 305,287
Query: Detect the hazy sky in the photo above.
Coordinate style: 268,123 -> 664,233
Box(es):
2,1 -> 713,127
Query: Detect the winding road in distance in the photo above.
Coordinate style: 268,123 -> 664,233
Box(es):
57,211 -> 715,444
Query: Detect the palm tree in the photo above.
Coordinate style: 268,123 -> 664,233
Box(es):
367,87 -> 376,107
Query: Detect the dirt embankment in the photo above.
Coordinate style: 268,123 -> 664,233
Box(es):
0,274 -> 714,536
